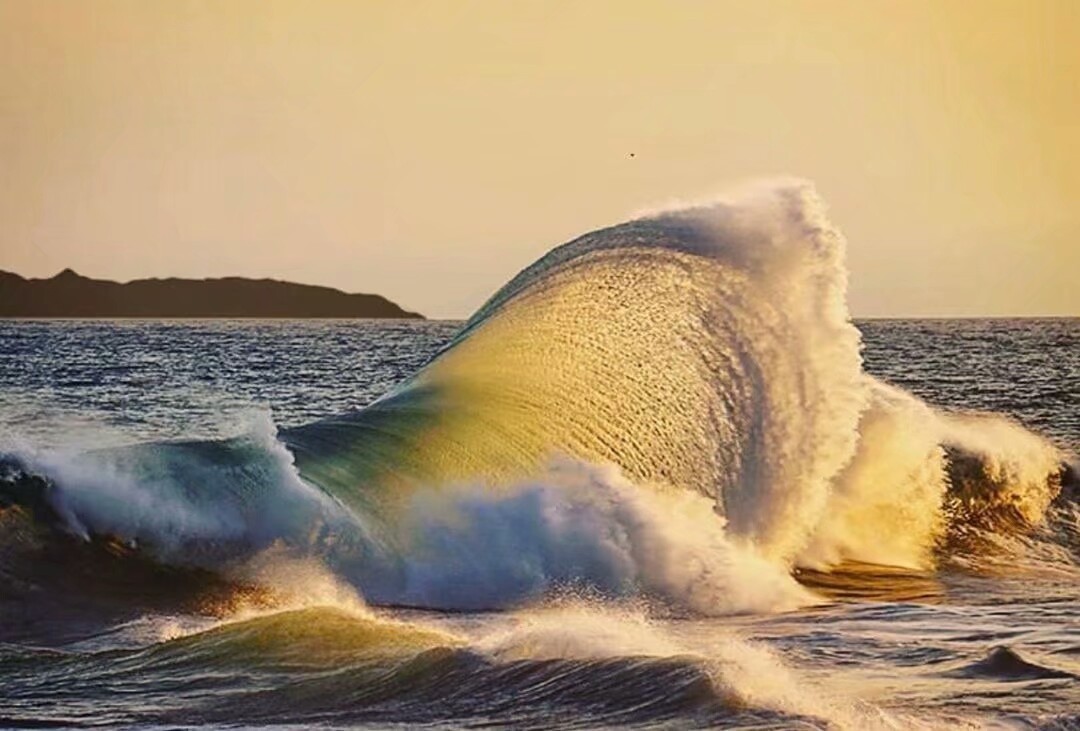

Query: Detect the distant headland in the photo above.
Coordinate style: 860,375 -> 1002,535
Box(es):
0,269 -> 423,319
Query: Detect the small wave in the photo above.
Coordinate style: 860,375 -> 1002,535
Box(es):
943,646 -> 1076,682
0,600 -> 941,730
137,606 -> 458,672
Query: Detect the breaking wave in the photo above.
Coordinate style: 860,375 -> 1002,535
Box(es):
1,180 -> 1075,618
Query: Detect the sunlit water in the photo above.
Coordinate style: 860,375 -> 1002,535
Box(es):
0,182 -> 1076,731
1,318 -> 1076,730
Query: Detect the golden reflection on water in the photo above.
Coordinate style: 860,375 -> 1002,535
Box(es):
795,561 -> 946,604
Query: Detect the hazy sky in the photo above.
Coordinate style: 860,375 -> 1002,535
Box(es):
1,0 -> 1077,318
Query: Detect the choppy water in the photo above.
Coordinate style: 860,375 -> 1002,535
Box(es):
1,183 -> 1077,730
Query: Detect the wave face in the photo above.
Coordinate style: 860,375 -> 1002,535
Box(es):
280,181 -> 1070,581
2,181 -> 1074,616
285,182 -> 867,563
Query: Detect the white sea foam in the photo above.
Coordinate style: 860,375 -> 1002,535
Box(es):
392,458 -> 813,613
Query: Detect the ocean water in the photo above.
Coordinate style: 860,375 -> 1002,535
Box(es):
1,183 -> 1077,730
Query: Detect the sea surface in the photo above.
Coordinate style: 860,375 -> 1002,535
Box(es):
0,186 -> 1077,730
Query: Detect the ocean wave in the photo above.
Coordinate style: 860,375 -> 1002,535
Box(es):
1,180 -> 1074,619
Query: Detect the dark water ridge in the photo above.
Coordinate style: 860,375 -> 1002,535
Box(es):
0,606 -> 733,729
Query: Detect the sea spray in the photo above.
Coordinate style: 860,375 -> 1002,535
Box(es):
391,458 -> 812,612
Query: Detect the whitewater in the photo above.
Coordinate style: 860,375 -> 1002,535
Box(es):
1,181 -> 1077,729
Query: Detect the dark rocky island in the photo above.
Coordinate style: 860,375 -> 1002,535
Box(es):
0,269 -> 422,319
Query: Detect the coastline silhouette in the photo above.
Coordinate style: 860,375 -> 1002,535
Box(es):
0,268 -> 422,319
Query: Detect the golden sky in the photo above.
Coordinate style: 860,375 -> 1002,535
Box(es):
1,0 -> 1077,317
